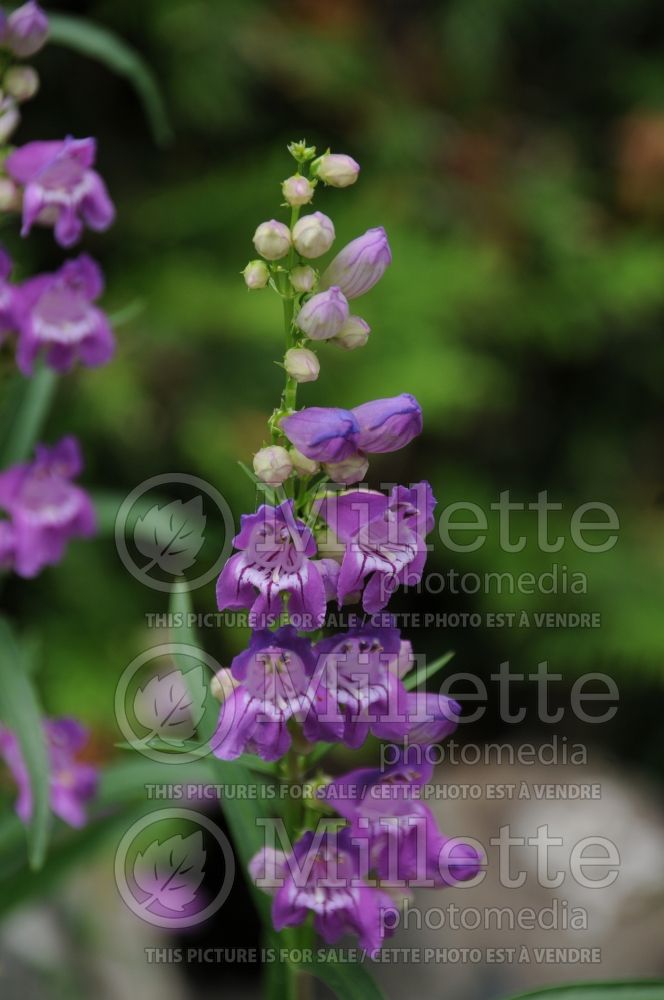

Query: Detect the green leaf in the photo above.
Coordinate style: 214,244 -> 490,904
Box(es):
0,364 -> 58,468
0,618 -> 50,868
404,650 -> 455,691
47,13 -> 173,147
297,952 -> 385,1000
504,983 -> 664,1000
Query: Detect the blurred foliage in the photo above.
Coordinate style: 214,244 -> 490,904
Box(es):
2,0 -> 663,765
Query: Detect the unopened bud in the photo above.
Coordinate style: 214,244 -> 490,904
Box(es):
253,219 -> 291,260
288,140 -> 317,164
7,1 -> 49,58
243,259 -> 270,289
295,286 -> 348,341
313,152 -> 360,188
253,445 -> 293,486
289,447 -> 320,477
323,452 -> 369,485
282,174 -> 314,207
284,347 -> 319,383
4,65 -> 39,102
333,315 -> 370,350
0,177 -> 18,211
211,668 -> 239,703
290,265 -> 316,293
292,211 -> 335,259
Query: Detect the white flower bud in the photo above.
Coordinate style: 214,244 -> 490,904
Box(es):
333,315 -> 370,350
242,259 -> 270,289
289,265 -> 316,293
323,453 -> 369,485
289,447 -> 320,477
4,66 -> 39,102
253,219 -> 291,260
282,173 -> 314,207
284,347 -> 320,383
313,152 -> 360,188
0,98 -> 20,144
253,445 -> 293,486
211,668 -> 239,703
292,211 -> 335,259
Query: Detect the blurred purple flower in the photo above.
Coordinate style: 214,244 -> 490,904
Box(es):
6,1 -> 48,58
0,436 -> 96,578
319,226 -> 392,299
6,137 -> 115,247
0,717 -> 98,828
216,501 -> 326,630
15,254 -> 114,375
324,753 -> 481,886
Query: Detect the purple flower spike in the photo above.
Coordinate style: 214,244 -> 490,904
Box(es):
281,406 -> 360,463
6,137 -> 115,247
318,482 -> 436,613
263,828 -> 396,953
212,626 -> 317,762
6,1 -> 48,58
319,226 -> 392,299
0,437 -> 96,578
15,254 -> 114,375
353,393 -> 423,454
216,501 -> 326,631
295,287 -> 349,341
0,717 -> 98,828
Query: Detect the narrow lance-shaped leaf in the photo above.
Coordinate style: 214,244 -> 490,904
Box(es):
47,13 -> 173,147
0,618 -> 50,868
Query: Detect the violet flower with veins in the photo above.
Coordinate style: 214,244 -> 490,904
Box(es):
216,500 -> 326,630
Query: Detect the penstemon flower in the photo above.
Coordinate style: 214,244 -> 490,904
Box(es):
219,140 -> 479,974
0,437 -> 96,578
14,254 -> 114,374
6,136 -> 115,247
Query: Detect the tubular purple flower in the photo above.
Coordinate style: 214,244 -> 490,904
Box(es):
212,626 -> 317,761
0,717 -> 98,828
280,406 -> 360,463
353,393 -> 423,453
259,828 -> 396,953
6,1 -> 48,58
14,254 -> 114,375
6,137 -> 115,247
216,501 -> 326,630
295,286 -> 348,341
0,436 -> 96,578
319,226 -> 392,299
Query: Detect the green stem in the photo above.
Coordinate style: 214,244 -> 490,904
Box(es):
0,364 -> 58,467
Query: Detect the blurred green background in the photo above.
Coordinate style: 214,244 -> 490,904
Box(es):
1,0 -> 663,995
